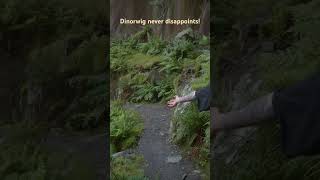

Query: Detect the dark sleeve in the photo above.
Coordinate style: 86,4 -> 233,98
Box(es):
273,74 -> 320,157
195,86 -> 211,112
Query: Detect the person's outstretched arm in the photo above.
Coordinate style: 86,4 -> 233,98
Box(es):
167,91 -> 196,108
212,93 -> 275,132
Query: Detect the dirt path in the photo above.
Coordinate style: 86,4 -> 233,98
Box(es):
126,104 -> 202,180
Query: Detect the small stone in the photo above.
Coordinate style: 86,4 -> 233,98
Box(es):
135,104 -> 142,108
111,149 -> 135,158
166,155 -> 182,163
175,28 -> 194,39
111,151 -> 125,158
193,170 -> 201,174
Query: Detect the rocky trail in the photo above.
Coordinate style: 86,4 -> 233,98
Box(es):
126,104 -> 202,180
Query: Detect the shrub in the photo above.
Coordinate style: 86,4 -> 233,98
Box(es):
171,103 -> 210,172
110,40 -> 134,73
110,155 -> 148,180
110,101 -> 143,152
138,36 -> 166,55
129,78 -> 174,103
172,104 -> 209,146
160,39 -> 195,74
191,51 -> 210,90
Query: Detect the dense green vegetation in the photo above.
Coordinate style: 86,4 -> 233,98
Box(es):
172,104 -> 210,176
110,101 -> 143,153
111,27 -> 210,102
0,0 -> 107,179
111,155 -> 147,180
213,0 -> 320,179
110,27 -> 210,178
110,101 -> 146,180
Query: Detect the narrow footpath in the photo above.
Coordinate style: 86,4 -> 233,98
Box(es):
127,104 -> 202,180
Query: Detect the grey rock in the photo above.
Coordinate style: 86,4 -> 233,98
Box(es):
166,155 -> 182,163
111,149 -> 136,158
175,28 -> 194,39
193,170 -> 201,174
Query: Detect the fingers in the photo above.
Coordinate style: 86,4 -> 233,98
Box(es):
167,100 -> 174,105
167,100 -> 176,108
167,101 -> 176,107
167,96 -> 179,108
167,97 -> 176,104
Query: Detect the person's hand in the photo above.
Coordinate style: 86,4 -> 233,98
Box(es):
167,96 -> 180,108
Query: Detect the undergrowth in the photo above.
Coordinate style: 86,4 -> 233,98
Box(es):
172,103 -> 210,178
110,155 -> 148,180
110,27 -> 210,178
110,102 -> 147,180
110,101 -> 144,153
110,27 -> 210,103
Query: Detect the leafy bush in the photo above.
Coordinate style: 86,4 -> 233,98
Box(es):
110,155 -> 148,180
138,36 -> 166,55
117,73 -> 149,98
191,51 -> 210,90
159,39 -> 195,74
111,29 -> 209,103
127,54 -> 162,70
110,40 -> 135,73
129,83 -> 158,103
129,78 -> 174,103
171,103 -> 210,171
117,70 -> 175,103
110,101 -> 143,152
172,104 -> 209,145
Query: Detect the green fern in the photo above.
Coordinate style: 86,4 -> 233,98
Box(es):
110,102 -> 144,152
